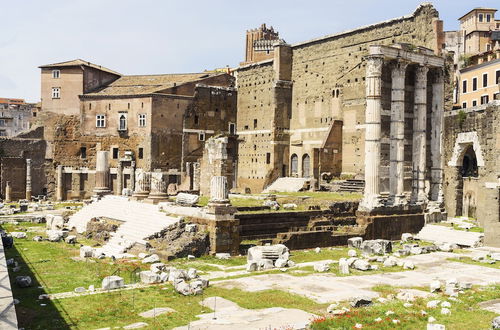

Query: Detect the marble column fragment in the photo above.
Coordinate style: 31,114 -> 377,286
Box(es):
25,159 -> 32,200
411,65 -> 429,204
360,55 -> 384,210
116,163 -> 123,195
209,176 -> 229,203
93,151 -> 110,196
389,61 -> 408,205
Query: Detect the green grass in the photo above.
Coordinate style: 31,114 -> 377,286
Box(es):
3,223 -> 149,294
290,247 -> 350,263
434,222 -> 484,233
448,256 -> 499,269
310,285 -> 500,330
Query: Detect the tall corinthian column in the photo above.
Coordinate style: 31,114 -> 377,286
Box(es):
411,65 -> 429,204
360,55 -> 384,210
430,69 -> 445,202
389,61 -> 408,205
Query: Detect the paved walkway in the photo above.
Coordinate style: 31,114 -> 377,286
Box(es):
0,237 -> 18,329
213,251 -> 500,304
173,296 -> 316,330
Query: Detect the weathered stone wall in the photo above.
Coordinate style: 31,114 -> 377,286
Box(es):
0,136 -> 48,199
443,102 -> 500,246
235,4 -> 442,192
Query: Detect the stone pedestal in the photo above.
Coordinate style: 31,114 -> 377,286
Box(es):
25,159 -> 32,200
360,55 -> 384,210
56,165 -> 64,201
146,172 -> 169,203
93,151 -> 111,196
388,61 -> 408,205
411,66 -> 429,204
132,170 -> 151,200
5,181 -> 11,203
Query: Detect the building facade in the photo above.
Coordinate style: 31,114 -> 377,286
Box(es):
0,98 -> 36,137
235,3 -> 444,193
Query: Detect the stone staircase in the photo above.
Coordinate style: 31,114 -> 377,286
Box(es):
338,179 -> 365,193
67,195 -> 180,257
415,224 -> 484,247
263,177 -> 311,193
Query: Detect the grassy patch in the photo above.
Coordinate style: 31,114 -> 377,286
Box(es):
310,285 -> 500,330
290,247 -> 349,263
447,256 -> 499,269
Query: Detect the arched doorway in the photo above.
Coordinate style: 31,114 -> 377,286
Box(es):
290,154 -> 298,176
460,145 -> 478,178
302,154 -> 310,178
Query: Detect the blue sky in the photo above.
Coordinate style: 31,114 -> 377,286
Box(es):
0,0 -> 498,102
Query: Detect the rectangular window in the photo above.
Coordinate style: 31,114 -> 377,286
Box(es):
479,13 -> 483,22
462,80 -> 467,93
0,130 -> 6,137
486,14 -> 491,22
194,115 -> 199,125
52,87 -> 60,99
494,93 -> 499,101
462,102 -> 467,109
112,148 -> 119,159
52,70 -> 60,78
80,147 -> 87,159
138,147 -> 144,159
138,114 -> 146,127
472,100 -> 477,107
96,114 -> 106,128
198,132 -> 205,141
483,73 -> 488,87
266,152 -> 271,164
0,120 -> 5,127
253,119 -> 257,129
472,77 -> 477,91
496,70 -> 500,85
229,123 -> 236,135
481,95 -> 489,105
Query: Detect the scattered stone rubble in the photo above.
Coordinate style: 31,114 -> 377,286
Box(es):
246,244 -> 293,271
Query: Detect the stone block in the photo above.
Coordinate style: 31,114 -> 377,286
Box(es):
15,276 -> 32,288
139,271 -> 161,284
347,237 -> 363,249
102,276 -> 124,290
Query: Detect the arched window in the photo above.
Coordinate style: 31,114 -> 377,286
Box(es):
119,114 -> 127,131
291,154 -> 298,176
302,154 -> 310,178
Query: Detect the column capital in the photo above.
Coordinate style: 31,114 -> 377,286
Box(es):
390,60 -> 409,79
365,55 -> 384,77
415,65 -> 429,82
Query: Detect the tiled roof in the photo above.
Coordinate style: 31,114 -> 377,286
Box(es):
85,73 -> 217,96
39,59 -> 121,76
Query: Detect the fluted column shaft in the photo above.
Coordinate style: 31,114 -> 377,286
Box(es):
210,176 -> 229,203
26,159 -> 32,200
360,55 -> 384,210
389,61 -> 408,205
411,66 -> 429,204
94,151 -> 110,195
